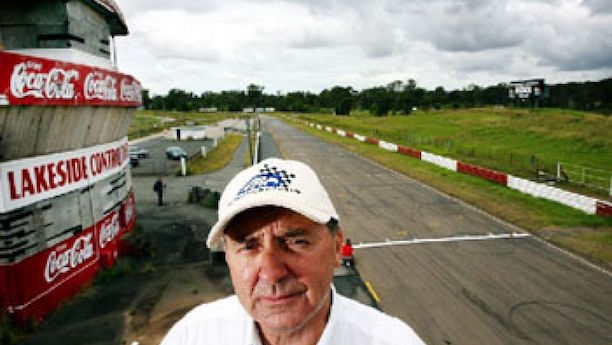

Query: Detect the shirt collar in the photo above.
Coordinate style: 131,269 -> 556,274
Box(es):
244,286 -> 337,345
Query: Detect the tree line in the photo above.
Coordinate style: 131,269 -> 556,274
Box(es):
142,78 -> 612,115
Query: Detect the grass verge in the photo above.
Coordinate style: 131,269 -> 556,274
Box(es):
281,116 -> 612,269
184,134 -> 244,175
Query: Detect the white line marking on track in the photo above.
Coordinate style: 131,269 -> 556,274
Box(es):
354,232 -> 531,249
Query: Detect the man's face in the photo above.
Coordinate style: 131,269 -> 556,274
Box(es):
224,208 -> 342,334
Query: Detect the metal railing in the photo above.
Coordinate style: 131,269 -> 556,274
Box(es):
557,162 -> 612,197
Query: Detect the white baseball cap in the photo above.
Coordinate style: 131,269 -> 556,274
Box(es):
206,158 -> 339,248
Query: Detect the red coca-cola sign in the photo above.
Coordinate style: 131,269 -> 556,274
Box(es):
0,51 -> 141,107
2,227 -> 99,318
44,232 -> 95,283
1,189 -> 137,324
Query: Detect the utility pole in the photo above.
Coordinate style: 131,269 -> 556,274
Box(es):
246,117 -> 253,165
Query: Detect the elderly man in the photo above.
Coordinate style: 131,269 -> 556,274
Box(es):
161,158 -> 426,345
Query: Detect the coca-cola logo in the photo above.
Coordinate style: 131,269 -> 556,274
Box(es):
84,71 -> 117,101
10,62 -> 78,100
120,78 -> 142,102
99,213 -> 120,249
44,234 -> 94,283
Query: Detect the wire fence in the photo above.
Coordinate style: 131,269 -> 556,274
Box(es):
557,162 -> 612,198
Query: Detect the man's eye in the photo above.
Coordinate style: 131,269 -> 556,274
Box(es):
286,238 -> 310,247
237,241 -> 257,253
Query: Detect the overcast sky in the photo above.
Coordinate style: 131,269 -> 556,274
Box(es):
113,0 -> 612,96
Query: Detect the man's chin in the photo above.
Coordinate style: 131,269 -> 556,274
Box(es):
254,299 -> 328,335
254,304 -> 313,333
257,314 -> 311,335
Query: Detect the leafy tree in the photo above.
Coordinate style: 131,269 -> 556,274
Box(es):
141,89 -> 151,109
142,78 -> 611,115
320,86 -> 355,115
246,84 -> 264,107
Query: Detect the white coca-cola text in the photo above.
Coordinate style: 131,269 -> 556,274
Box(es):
44,234 -> 94,283
10,62 -> 78,100
99,213 -> 120,249
120,78 -> 142,102
84,72 -> 117,101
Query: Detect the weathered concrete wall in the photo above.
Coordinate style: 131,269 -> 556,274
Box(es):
0,2 -> 67,50
65,1 -> 112,58
0,107 -> 134,161
0,0 -> 111,59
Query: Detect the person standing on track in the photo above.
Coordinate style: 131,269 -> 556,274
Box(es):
342,238 -> 355,267
161,158 -> 426,345
153,177 -> 164,206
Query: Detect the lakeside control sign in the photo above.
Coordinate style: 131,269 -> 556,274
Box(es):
0,137 -> 129,212
0,51 -> 141,107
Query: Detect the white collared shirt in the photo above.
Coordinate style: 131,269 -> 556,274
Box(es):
161,287 -> 426,345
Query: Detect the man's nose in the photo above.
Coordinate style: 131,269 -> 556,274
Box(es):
258,245 -> 289,284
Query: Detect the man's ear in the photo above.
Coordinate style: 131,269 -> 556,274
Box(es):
334,228 -> 344,267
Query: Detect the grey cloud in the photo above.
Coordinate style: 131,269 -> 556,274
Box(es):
117,0 -> 219,16
282,1 -> 399,58
280,0 -> 355,16
443,0 -> 491,13
364,43 -> 394,58
522,9 -> 612,71
432,26 -> 523,52
533,38 -> 612,71
441,50 -> 516,73
288,31 -> 335,49
113,0 -> 612,94
137,35 -> 220,63
582,0 -> 612,14
418,3 -> 525,52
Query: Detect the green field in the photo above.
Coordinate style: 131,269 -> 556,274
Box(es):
281,108 -> 612,269
128,110 -> 248,140
298,107 -> 612,197
184,134 -> 244,175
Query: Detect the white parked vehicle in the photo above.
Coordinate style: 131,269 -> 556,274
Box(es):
165,146 -> 187,160
129,146 -> 149,158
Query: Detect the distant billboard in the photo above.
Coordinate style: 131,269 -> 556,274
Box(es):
508,79 -> 545,99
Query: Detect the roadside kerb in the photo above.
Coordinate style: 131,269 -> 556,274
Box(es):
301,120 -> 612,217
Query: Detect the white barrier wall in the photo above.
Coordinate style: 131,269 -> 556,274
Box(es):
508,176 -> 597,214
379,140 -> 399,152
421,152 -> 458,171
354,134 -> 367,142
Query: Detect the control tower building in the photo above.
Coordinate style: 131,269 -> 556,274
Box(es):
0,0 -> 140,323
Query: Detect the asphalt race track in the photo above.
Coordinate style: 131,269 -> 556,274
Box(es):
264,116 -> 612,345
